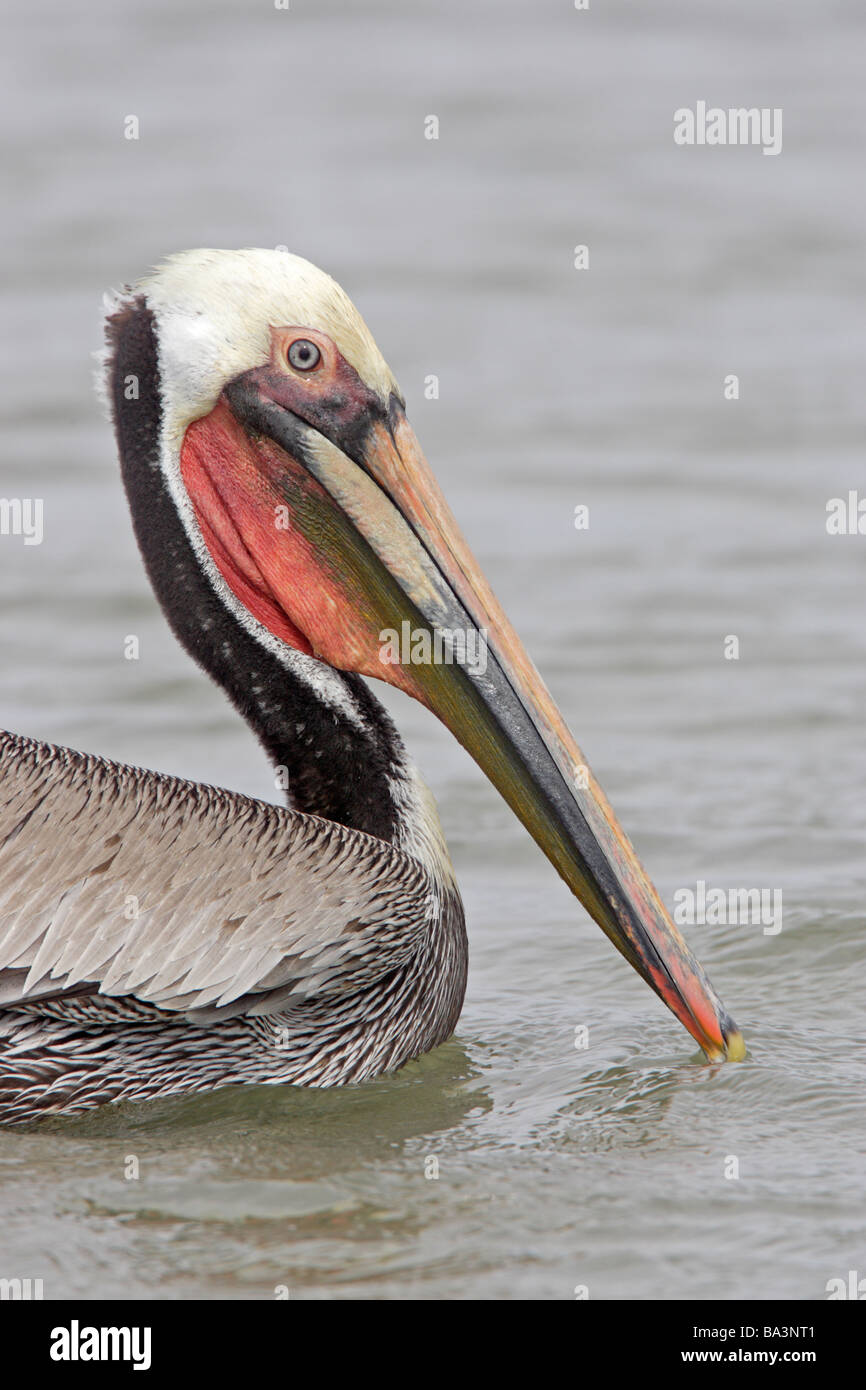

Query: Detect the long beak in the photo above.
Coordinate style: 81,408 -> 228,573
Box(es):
197,383 -> 745,1063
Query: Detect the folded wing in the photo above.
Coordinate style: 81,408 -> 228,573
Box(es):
0,732 -> 434,1019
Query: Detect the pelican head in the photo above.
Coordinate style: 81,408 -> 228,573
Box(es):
106,247 -> 744,1064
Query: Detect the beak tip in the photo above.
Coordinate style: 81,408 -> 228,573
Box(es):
722,1025 -> 747,1063
702,1018 -> 746,1064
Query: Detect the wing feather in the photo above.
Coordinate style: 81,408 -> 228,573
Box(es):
0,732 -> 434,1017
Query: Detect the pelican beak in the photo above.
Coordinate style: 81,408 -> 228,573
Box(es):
350,406 -> 744,1063
184,356 -> 744,1063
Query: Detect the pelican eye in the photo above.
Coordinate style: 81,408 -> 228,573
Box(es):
287,339 -> 321,372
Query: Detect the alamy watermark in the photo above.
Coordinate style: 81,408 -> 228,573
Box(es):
826,1270 -> 865,1300
674,102 -> 782,157
50,1321 -> 151,1371
674,880 -> 782,935
0,1276 -> 43,1299
826,491 -> 865,535
379,621 -> 488,677
0,497 -> 43,545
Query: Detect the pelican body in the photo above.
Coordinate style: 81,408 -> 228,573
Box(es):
0,250 -> 743,1124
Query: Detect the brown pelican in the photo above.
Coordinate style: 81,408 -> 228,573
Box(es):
0,249 -> 744,1124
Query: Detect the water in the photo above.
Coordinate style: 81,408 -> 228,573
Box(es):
0,0 -> 864,1299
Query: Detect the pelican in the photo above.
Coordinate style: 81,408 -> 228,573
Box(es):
0,249 -> 744,1124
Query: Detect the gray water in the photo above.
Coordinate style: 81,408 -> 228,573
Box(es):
0,0 -> 864,1300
